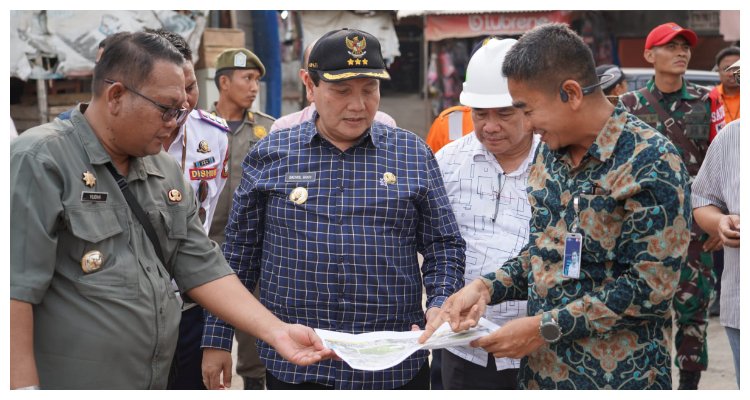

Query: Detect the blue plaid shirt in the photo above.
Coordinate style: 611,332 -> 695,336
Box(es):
202,115 -> 465,389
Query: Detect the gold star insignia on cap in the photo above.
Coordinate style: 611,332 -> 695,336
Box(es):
347,59 -> 355,66
362,59 -> 369,65
82,171 -> 96,188
355,59 -> 362,66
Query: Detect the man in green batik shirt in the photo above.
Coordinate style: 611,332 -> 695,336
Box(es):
620,22 -> 716,390
420,23 -> 691,390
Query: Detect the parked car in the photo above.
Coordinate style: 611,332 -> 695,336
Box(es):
622,68 -> 720,91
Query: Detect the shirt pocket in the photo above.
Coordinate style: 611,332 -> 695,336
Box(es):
66,207 -> 138,299
146,206 -> 188,269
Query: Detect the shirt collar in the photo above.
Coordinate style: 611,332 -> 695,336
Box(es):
302,110 -> 382,149
586,104 -> 629,163
71,105 -> 164,181
551,105 -> 627,165
645,76 -> 694,100
469,132 -> 541,176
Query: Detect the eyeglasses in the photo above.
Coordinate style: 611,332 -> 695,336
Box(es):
104,79 -> 188,123
733,69 -> 740,85
197,180 -> 208,224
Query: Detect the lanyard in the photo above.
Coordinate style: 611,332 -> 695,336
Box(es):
570,195 -> 580,233
180,124 -> 188,173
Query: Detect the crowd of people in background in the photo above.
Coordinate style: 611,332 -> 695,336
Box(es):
10,18 -> 740,391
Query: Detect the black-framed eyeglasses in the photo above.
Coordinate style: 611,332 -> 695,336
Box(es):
104,79 -> 188,123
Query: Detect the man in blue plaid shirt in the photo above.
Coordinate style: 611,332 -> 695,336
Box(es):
201,28 -> 466,389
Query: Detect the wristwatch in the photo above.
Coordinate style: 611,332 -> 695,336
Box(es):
539,311 -> 562,343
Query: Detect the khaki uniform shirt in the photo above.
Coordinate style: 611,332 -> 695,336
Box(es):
208,104 -> 275,245
9,107 -> 233,389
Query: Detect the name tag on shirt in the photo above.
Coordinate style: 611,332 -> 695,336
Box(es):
563,233 -> 582,279
81,191 -> 108,202
285,172 -> 317,182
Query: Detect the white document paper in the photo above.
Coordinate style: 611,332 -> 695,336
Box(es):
315,318 -> 499,371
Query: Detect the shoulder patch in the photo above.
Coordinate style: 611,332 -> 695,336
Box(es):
254,110 -> 277,122
197,109 -> 230,132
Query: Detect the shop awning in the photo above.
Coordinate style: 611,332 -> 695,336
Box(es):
408,10 -> 573,41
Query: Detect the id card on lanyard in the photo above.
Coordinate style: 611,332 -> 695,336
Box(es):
563,195 -> 583,279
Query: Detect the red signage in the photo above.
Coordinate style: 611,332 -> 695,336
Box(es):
425,11 -> 573,41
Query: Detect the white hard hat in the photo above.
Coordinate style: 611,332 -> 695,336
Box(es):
460,38 -> 517,109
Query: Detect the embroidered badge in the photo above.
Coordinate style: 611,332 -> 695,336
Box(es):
346,35 -> 367,58
254,125 -> 267,140
234,52 -> 247,67
189,167 -> 218,180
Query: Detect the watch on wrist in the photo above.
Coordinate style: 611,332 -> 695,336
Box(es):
539,311 -> 562,343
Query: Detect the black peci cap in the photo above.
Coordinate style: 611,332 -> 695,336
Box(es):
307,28 -> 390,82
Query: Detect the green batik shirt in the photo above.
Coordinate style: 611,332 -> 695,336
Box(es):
480,105 -> 691,389
620,77 -> 710,176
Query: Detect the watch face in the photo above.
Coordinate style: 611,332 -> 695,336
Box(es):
541,323 -> 561,341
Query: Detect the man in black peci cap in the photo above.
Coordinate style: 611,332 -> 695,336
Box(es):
201,28 -> 465,389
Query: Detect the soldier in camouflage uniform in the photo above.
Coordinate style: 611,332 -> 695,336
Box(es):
620,22 -> 717,390
205,48 -> 276,390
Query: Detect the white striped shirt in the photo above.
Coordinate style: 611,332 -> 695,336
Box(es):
691,119 -> 740,329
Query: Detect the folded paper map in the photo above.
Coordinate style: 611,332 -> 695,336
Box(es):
315,318 -> 499,371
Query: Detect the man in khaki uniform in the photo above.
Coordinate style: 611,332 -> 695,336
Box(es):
9,31 -> 333,390
206,48 -> 275,390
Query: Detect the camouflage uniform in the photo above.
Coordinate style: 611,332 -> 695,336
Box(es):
207,105 -> 275,384
621,78 -> 716,373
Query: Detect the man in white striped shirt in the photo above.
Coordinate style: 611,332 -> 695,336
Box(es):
691,114 -> 740,388
435,38 -> 538,390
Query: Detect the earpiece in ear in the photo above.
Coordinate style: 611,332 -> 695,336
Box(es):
559,88 -> 569,103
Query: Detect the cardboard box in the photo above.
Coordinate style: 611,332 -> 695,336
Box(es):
196,28 -> 246,69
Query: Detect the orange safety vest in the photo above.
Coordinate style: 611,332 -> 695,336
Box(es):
425,105 -> 474,153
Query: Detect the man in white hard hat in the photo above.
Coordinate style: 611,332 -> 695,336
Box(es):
434,38 -> 539,390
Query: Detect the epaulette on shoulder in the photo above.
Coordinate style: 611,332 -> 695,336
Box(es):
197,109 -> 231,132
253,110 -> 277,122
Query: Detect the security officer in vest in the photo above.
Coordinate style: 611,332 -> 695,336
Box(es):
206,47 -> 275,390
620,22 -> 716,390
9,31 -> 333,390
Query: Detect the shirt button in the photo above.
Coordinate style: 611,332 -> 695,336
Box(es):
146,266 -> 152,272
339,256 -> 344,263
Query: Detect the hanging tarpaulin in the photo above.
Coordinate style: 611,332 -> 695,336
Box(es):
424,11 -> 572,41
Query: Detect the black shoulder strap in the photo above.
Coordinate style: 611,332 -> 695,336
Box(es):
104,162 -> 167,268
637,87 -> 703,160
